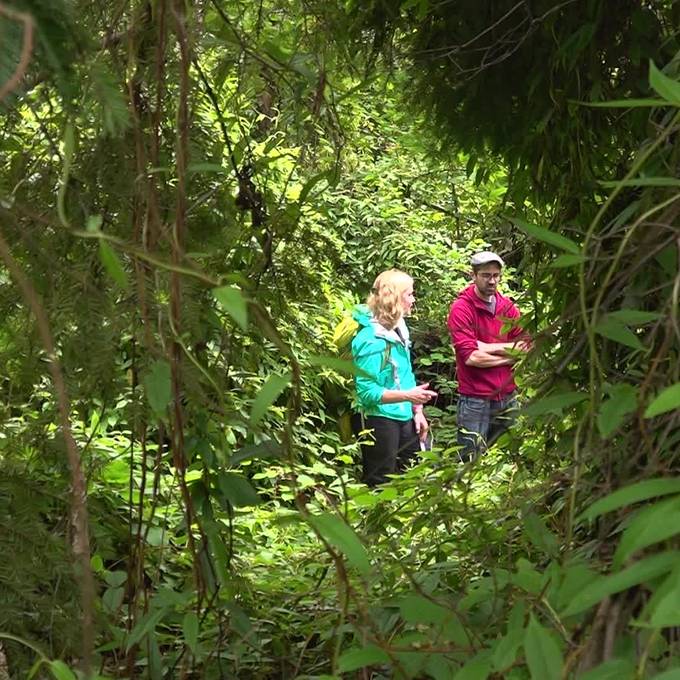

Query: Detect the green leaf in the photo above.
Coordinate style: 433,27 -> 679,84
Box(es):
562,551 -> 680,616
577,98 -> 669,108
183,611 -> 199,654
645,383 -> 680,418
523,391 -> 588,416
580,478 -> 680,522
308,512 -> 371,575
143,360 -> 172,416
218,471 -> 261,507
549,254 -> 584,268
298,169 -> 336,205
597,384 -> 638,439
250,372 -> 291,427
126,608 -> 167,651
400,594 -> 453,624
649,670 -> 680,680
594,318 -> 643,350
187,162 -> 226,174
645,565 -> 680,627
612,497 -> 680,568
307,354 -> 369,377
522,511 -> 558,557
49,661 -> 77,680
599,177 -> 680,188
605,310 -> 660,326
213,286 -> 248,332
229,439 -> 283,466
99,241 -> 128,289
649,61 -> 680,105
102,586 -> 124,613
523,615 -> 562,680
338,645 -> 389,672
454,655 -> 492,680
509,217 -> 580,254
492,625 -> 524,671
578,658 -> 636,680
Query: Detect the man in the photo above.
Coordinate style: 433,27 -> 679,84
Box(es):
447,251 -> 530,461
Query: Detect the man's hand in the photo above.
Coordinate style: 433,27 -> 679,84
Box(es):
413,410 -> 429,442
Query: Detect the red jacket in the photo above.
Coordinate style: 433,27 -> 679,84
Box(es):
447,285 -> 525,398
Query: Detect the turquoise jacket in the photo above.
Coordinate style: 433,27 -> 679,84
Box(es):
351,305 -> 417,421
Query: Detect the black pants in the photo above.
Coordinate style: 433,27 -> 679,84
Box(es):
356,415 -> 420,487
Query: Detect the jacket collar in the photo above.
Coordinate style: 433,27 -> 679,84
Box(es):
372,316 -> 410,347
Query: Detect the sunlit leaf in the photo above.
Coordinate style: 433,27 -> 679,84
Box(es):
649,60 -> 680,105
645,382 -> 680,418
99,241 -> 128,289
605,310 -> 660,326
213,286 -> 248,331
612,497 -> 680,568
49,661 -> 76,680
549,254 -> 584,268
250,372 -> 291,427
578,659 -> 636,680
597,384 -> 638,439
580,478 -> 680,522
308,512 -> 370,575
509,217 -> 580,254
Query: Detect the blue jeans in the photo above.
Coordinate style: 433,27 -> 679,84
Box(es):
456,392 -> 518,462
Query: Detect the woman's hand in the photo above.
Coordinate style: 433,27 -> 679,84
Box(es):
413,410 -> 429,442
405,382 -> 437,404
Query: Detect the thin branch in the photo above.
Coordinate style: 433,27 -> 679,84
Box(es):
0,4 -> 34,101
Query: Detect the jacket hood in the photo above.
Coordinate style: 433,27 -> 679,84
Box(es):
352,304 -> 372,326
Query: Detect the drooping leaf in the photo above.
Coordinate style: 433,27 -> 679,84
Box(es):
522,511 -> 558,557
99,240 -> 128,289
49,661 -> 77,680
338,646 -> 390,672
645,565 -> 680,628
143,360 -> 172,416
213,286 -> 248,331
597,383 -> 638,439
218,471 -> 261,507
649,60 -> 680,106
645,383 -> 680,418
308,512 -> 370,575
578,658 -> 636,680
307,354 -> 369,377
612,497 -> 680,568
523,615 -> 562,680
126,608 -> 167,651
580,478 -> 680,522
578,98 -> 669,108
183,611 -> 199,654
523,391 -> 588,416
605,310 -> 660,326
509,217 -> 580,254
492,625 -> 524,672
229,439 -> 283,466
594,318 -> 643,350
562,551 -> 680,616
250,372 -> 291,427
599,177 -> 680,188
454,654 -> 492,680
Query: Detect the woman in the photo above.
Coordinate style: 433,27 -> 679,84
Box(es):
351,269 -> 437,486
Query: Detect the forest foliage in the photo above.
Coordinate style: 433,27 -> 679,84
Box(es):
1,0 -> 680,678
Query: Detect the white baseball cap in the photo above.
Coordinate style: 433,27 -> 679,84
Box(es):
470,251 -> 505,267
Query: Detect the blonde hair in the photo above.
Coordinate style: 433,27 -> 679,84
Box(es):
367,269 -> 413,330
